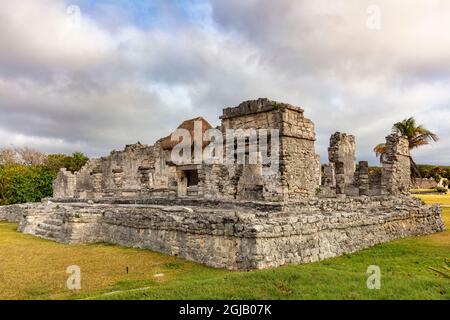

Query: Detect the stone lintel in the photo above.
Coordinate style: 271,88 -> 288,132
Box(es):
220,98 -> 304,120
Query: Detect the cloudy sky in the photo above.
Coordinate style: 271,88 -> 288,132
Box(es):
0,0 -> 449,165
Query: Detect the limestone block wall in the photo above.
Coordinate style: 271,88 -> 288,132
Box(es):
413,178 -> 438,190
0,204 -> 29,222
98,143 -> 160,192
280,137 -> 321,200
49,99 -> 414,203
73,158 -> 101,198
253,203 -> 442,268
53,142 -> 170,200
53,169 -> 76,199
221,98 -> 321,201
9,196 -> 444,270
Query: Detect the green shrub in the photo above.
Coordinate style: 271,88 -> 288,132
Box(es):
0,150 -> 88,206
315,187 -> 322,195
0,165 -> 56,205
442,178 -> 449,188
45,152 -> 88,174
435,186 -> 448,194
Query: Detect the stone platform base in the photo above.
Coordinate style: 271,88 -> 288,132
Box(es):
0,196 -> 444,270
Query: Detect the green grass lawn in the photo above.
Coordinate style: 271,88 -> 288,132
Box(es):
414,193 -> 450,206
0,200 -> 449,300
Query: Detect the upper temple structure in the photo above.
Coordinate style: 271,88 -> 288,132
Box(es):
52,98 -> 410,202
0,98 -> 444,270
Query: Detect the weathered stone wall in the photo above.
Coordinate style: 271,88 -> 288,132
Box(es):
280,106 -> 320,200
53,169 -> 76,199
52,99 -> 321,202
53,142 -> 170,200
72,158 -> 101,198
412,178 -> 438,190
5,98 -> 443,271
98,143 -> 167,193
10,196 -> 444,270
281,137 -> 321,200
253,201 -> 442,268
221,98 -> 320,201
0,204 -> 30,222
320,132 -> 413,198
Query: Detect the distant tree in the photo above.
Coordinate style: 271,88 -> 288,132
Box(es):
434,174 -> 442,184
429,167 -> 447,183
445,168 -> 450,180
0,149 -> 89,205
419,167 -> 432,178
44,152 -> 88,173
0,147 -> 18,165
374,117 -> 439,180
44,154 -> 68,173
15,147 -> 47,166
64,152 -> 89,172
442,178 -> 449,188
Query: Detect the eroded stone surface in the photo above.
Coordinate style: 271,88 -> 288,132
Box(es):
0,98 -> 444,270
1,197 -> 442,270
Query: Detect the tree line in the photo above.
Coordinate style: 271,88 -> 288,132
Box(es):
0,147 -> 88,205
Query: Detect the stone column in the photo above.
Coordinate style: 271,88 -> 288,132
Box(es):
112,169 -> 124,197
92,173 -> 103,199
328,132 -> 356,185
322,163 -> 336,188
381,134 -> 411,196
335,162 -> 346,195
358,161 -> 369,196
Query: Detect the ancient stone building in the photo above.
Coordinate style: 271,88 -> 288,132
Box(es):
0,98 -> 444,270
52,98 -> 321,202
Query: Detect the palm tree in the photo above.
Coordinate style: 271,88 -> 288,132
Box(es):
374,117 -> 439,179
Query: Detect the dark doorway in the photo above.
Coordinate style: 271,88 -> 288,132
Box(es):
185,170 -> 199,187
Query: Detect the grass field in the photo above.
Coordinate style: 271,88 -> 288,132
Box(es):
0,196 -> 448,300
414,194 -> 450,206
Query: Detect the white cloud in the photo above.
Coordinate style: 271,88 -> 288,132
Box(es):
0,0 -> 448,165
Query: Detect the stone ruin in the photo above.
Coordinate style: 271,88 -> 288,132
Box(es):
413,178 -> 441,190
52,99 -> 320,202
0,98 -> 444,270
320,132 -> 412,198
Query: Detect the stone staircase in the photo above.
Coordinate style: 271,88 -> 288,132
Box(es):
18,202 -> 104,244
18,203 -> 66,242
33,216 -> 64,240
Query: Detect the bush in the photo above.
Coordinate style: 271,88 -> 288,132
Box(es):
0,150 -> 89,206
45,152 -> 88,174
435,186 -> 448,194
0,165 -> 56,205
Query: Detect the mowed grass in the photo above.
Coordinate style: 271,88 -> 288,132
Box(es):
414,193 -> 450,206
0,198 -> 449,300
